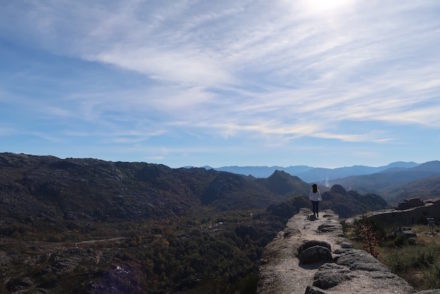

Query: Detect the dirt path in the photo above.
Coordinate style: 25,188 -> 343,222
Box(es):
0,236 -> 127,250
258,208 -> 344,294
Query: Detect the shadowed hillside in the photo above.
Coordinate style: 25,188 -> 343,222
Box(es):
388,175 -> 440,203
0,153 -> 312,224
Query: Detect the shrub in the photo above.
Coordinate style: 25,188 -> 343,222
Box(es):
424,264 -> 440,288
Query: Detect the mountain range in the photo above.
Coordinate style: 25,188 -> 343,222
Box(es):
0,152 -> 388,224
330,161 -> 440,203
215,161 -> 419,182
215,161 -> 440,205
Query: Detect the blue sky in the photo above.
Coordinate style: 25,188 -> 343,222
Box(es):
1,0 -> 440,168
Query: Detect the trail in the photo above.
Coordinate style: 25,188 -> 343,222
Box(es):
258,208 -> 414,294
258,209 -> 344,294
0,236 -> 127,250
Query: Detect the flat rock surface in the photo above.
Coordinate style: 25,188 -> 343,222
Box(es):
257,208 -> 414,294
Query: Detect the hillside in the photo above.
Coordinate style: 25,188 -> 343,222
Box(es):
331,161 -> 440,203
0,153 -> 312,224
388,175 -> 440,203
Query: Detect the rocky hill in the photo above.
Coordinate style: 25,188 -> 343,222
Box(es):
0,153 -> 312,224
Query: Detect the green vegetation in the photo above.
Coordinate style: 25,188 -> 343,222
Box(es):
344,218 -> 440,290
0,208 -> 285,293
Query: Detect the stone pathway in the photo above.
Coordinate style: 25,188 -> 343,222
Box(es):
257,208 -> 415,294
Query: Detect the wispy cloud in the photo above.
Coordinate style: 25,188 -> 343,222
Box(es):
1,0 -> 440,165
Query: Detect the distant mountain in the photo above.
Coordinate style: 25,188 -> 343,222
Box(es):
215,162 -> 419,182
386,175 -> 440,203
0,153 -> 311,223
258,170 -> 309,196
331,161 -> 440,203
215,165 -> 313,178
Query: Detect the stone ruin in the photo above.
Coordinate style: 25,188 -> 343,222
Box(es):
396,198 -> 425,210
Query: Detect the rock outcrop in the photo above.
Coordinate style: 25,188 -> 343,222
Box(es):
299,245 -> 332,265
258,208 -> 415,294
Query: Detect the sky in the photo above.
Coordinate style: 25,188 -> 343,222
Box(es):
0,0 -> 440,168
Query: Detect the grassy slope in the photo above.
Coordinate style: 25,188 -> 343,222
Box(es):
344,221 -> 440,291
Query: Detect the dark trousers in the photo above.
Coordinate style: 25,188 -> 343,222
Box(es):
311,201 -> 319,215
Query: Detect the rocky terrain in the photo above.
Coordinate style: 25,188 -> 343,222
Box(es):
0,152 -> 392,293
258,208 -> 432,294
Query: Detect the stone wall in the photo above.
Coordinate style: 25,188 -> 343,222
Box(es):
369,199 -> 440,226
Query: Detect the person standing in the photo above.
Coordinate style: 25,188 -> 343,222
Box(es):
309,184 -> 322,218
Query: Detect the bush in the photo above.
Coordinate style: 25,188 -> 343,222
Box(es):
388,248 -> 434,273
424,264 -> 440,289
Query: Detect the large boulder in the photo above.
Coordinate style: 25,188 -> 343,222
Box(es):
312,263 -> 351,289
298,240 -> 331,255
299,245 -> 332,264
335,249 -> 387,271
309,249 -> 414,293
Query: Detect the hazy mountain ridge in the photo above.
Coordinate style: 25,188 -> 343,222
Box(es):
215,161 -> 419,182
330,161 -> 440,203
378,175 -> 440,203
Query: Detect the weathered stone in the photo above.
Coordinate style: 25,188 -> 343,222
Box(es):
304,285 -> 329,294
299,245 -> 332,264
335,249 -> 378,267
313,263 -> 351,289
350,261 -> 387,272
298,240 -> 331,255
340,242 -> 353,248
318,223 -> 341,233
